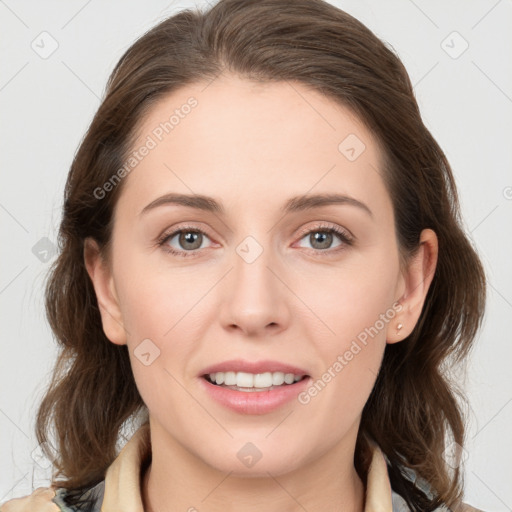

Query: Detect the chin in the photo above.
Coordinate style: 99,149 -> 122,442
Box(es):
195,438 -> 308,477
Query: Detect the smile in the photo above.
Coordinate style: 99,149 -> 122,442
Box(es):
204,371 -> 307,391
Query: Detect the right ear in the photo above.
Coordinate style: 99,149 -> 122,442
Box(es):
83,237 -> 127,346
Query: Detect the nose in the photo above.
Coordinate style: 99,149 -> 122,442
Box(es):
218,236 -> 291,338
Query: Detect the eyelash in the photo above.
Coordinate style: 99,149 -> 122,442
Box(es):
156,222 -> 354,259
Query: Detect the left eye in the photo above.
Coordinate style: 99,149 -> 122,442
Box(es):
295,226 -> 351,251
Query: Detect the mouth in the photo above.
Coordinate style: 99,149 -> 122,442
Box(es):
202,371 -> 309,392
199,368 -> 312,414
198,359 -> 312,413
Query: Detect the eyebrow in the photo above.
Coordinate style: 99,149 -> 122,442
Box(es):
139,192 -> 373,218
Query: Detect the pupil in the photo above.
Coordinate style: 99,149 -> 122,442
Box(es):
181,231 -> 201,249
312,231 -> 332,249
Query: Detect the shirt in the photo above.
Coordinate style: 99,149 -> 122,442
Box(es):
0,423 -> 482,511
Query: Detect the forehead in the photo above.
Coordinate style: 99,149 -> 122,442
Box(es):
117,74 -> 390,218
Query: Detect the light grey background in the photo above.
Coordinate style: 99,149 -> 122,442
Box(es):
1,0 -> 511,510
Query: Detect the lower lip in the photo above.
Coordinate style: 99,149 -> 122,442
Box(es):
199,376 -> 311,415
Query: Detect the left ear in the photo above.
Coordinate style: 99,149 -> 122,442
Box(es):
387,228 -> 438,344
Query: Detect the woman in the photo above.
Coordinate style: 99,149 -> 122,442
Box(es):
0,0 -> 486,510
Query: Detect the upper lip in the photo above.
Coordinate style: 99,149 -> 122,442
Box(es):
199,359 -> 310,377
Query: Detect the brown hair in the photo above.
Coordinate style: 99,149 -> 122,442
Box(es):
35,0 -> 486,510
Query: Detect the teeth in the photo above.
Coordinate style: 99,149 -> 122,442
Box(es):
224,371 -> 237,386
207,371 -> 305,389
272,372 -> 285,385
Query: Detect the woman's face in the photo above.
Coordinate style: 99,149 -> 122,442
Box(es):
87,74 -> 432,476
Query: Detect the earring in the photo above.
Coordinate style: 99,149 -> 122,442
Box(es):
397,323 -> 403,333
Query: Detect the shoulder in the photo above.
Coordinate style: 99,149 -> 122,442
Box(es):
390,463 -> 486,512
0,487 -> 60,511
0,481 -> 105,512
392,491 -> 485,512
391,489 -> 452,511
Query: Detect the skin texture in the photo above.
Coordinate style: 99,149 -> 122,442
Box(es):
84,74 -> 438,512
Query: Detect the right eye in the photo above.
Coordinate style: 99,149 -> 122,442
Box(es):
157,225 -> 215,258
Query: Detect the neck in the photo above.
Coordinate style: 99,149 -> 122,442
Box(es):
141,420 -> 366,512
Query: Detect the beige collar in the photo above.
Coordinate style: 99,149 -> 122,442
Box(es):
101,423 -> 393,512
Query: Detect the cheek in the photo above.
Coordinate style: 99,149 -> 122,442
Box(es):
112,250 -> 226,414
292,256 -> 399,418
114,241 -> 211,342
295,253 -> 399,349
118,274 -> 200,430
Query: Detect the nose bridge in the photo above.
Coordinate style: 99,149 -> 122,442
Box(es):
232,232 -> 278,301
